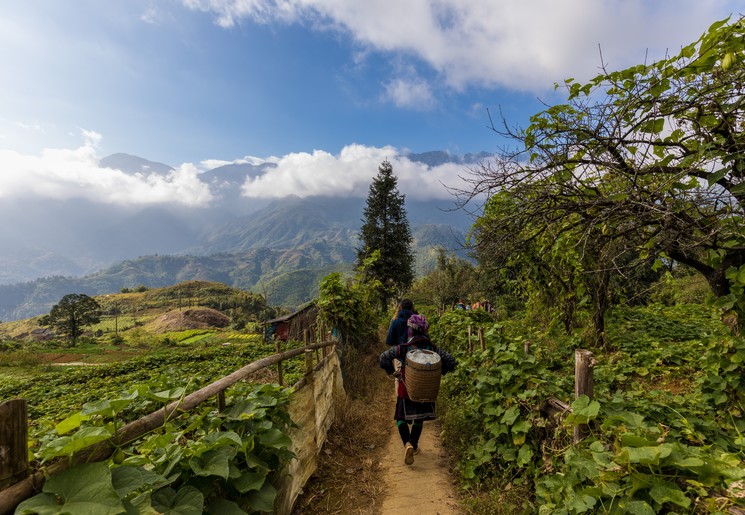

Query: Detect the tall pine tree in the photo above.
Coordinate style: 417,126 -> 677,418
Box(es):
357,160 -> 414,309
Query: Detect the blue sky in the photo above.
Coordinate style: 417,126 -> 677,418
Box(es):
0,0 -> 741,205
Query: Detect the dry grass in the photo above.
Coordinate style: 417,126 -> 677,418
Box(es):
0,350 -> 43,367
293,338 -> 393,514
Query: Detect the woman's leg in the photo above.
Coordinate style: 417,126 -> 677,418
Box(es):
410,420 -> 424,450
396,419 -> 411,445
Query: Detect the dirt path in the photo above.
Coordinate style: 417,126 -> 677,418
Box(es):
378,395 -> 460,514
293,344 -> 461,514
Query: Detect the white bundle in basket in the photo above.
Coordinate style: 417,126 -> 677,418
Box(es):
406,348 -> 441,366
404,349 -> 442,402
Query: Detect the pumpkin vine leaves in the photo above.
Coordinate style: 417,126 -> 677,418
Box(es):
19,383 -> 295,515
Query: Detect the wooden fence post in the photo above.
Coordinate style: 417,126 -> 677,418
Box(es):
304,330 -> 313,377
574,349 -> 597,443
524,340 -> 531,354
467,325 -> 473,353
478,327 -> 485,351
0,399 -> 28,490
276,339 -> 284,386
319,322 -> 327,357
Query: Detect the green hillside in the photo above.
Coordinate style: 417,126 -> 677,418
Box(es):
0,223 -> 465,321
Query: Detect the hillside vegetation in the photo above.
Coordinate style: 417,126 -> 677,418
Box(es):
0,280 -> 279,342
0,223 -> 462,322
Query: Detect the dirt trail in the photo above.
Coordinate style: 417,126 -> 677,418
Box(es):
292,344 -> 461,514
378,388 -> 460,514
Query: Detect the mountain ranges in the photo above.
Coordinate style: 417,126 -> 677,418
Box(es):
0,151 -> 483,321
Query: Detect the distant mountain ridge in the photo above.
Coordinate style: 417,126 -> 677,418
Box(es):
0,150 -> 480,321
99,153 -> 174,175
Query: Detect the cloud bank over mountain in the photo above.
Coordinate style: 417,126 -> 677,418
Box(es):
0,131 -> 214,206
239,144 -> 468,200
0,132 -> 478,206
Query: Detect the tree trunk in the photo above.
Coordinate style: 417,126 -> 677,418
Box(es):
563,294 -> 577,334
592,269 -> 610,349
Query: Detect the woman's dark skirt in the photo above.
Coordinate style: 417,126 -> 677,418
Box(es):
394,396 -> 436,421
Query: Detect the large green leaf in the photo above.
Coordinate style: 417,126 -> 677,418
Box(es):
617,499 -> 656,515
517,445 -> 533,467
222,400 -> 260,420
81,393 -> 137,418
258,428 -> 291,449
111,466 -> 167,499
243,482 -> 277,513
40,426 -> 113,461
203,431 -> 243,448
189,446 -> 236,479
616,444 -> 673,466
207,499 -> 248,515
649,478 -> 691,508
571,396 -> 600,424
500,405 -> 520,426
146,387 -> 186,403
54,413 -> 90,435
231,470 -> 267,493
150,486 -> 204,515
15,462 -> 125,515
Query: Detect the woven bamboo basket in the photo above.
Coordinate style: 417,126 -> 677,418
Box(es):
404,349 -> 442,402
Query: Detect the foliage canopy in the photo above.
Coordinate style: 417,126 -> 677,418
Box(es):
464,16 -> 745,335
39,293 -> 102,344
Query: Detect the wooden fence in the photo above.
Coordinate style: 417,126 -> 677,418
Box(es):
0,337 -> 344,515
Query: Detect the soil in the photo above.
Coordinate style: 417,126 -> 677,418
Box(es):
293,344 -> 461,514
146,307 -> 230,332
37,349 -> 144,365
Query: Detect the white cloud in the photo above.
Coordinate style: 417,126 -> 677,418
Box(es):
141,7 -> 159,24
240,144 -> 467,200
0,135 -> 468,205
181,0 -> 740,91
0,131 -> 213,206
384,77 -> 435,110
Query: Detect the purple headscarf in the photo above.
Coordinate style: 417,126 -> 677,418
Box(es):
407,314 -> 429,337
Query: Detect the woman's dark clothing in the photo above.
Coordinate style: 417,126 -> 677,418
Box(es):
379,335 -> 457,421
386,309 -> 414,346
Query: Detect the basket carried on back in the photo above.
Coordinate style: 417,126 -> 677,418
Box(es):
405,349 -> 442,402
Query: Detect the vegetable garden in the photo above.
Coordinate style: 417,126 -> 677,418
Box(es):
0,331 -> 327,515
431,304 -> 745,513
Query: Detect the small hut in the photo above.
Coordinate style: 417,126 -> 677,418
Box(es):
265,303 -> 319,342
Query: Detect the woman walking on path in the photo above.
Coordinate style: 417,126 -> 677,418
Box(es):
386,298 -> 415,346
379,314 -> 457,465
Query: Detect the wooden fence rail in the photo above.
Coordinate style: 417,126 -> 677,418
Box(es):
0,340 -> 338,515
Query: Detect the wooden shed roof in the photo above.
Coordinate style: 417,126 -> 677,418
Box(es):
265,302 -> 316,324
